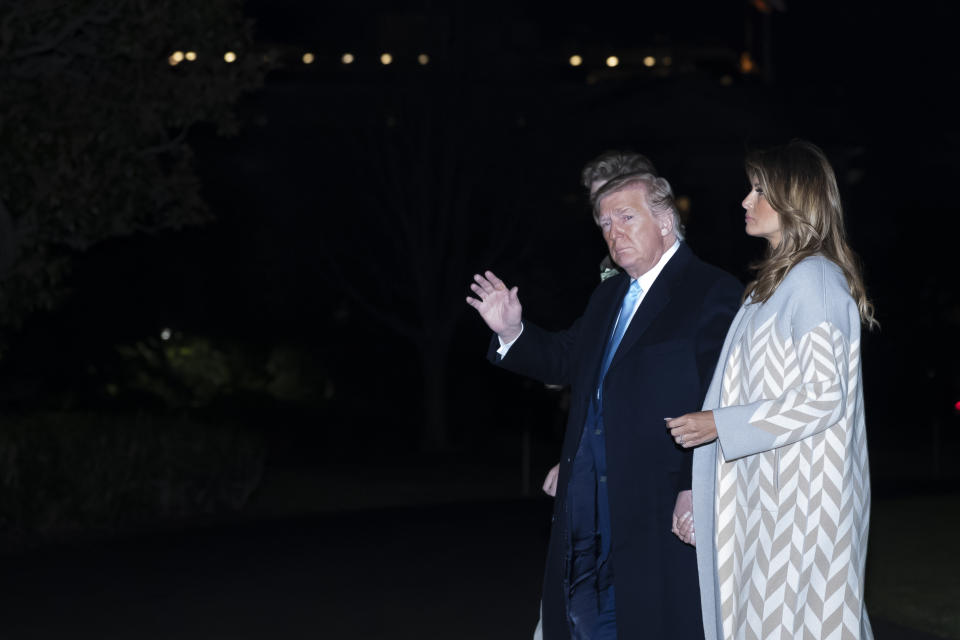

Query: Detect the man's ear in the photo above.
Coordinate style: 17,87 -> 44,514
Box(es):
660,215 -> 673,237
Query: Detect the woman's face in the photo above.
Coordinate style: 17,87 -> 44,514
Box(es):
742,179 -> 782,248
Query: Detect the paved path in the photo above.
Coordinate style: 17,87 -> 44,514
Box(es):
0,500 -> 946,639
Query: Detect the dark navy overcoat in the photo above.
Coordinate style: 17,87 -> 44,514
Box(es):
490,243 -> 741,640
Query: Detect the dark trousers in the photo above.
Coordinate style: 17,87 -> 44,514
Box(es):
567,401 -> 617,639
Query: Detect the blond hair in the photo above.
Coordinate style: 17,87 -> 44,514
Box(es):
592,172 -> 685,240
744,140 -> 878,329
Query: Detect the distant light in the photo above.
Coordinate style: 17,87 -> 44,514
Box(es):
380,52 -> 393,65
719,74 -> 733,86
643,56 -> 656,67
172,51 -> 185,63
676,195 -> 691,213
224,51 -> 237,63
302,52 -> 315,64
740,52 -> 755,74
417,53 -> 430,65
569,54 -> 583,67
662,56 -> 673,66
955,400 -> 960,411
161,328 -> 172,341
605,55 -> 619,68
167,55 -> 181,66
341,52 -> 355,64
185,51 -> 197,61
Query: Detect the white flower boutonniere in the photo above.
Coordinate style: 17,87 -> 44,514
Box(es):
600,267 -> 620,282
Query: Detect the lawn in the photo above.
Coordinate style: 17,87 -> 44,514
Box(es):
867,494 -> 960,639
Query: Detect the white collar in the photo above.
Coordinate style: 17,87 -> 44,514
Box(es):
634,240 -> 681,293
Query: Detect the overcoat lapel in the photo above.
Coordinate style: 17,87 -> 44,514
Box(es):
607,243 -> 692,373
585,274 -> 630,387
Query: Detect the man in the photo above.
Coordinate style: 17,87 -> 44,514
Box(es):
467,172 -> 742,639
541,150 -> 658,499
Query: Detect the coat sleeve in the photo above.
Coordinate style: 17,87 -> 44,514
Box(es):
486,277 -> 620,386
486,316 -> 583,387
713,260 -> 855,462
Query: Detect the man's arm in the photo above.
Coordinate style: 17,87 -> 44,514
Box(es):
671,273 -> 741,545
694,275 -> 744,401
468,272 -> 575,499
679,274 -> 742,490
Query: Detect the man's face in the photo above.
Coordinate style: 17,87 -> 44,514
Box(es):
597,186 -> 670,279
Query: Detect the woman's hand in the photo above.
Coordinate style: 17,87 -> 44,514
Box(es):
665,411 -> 718,448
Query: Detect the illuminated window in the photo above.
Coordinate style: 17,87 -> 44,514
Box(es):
342,52 -> 355,64
739,52 -> 755,74
676,195 -> 691,213
418,53 -> 430,65
224,51 -> 237,63
605,55 -> 619,68
302,52 -> 315,64
569,54 -> 583,67
380,53 -> 393,65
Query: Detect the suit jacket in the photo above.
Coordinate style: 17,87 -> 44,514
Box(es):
490,242 -> 742,640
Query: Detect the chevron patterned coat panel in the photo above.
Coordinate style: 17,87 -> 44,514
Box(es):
692,257 -> 872,640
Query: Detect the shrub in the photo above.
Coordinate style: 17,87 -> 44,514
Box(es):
113,335 -> 332,411
0,411 -> 263,549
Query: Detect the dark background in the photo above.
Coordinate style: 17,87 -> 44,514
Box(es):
1,1 -> 958,637
13,1 -> 952,464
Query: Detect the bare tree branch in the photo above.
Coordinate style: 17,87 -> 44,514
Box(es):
7,0 -> 112,61
138,127 -> 190,157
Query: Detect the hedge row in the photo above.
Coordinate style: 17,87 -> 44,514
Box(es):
0,412 -> 264,548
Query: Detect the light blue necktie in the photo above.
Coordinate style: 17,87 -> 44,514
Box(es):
596,279 -> 642,400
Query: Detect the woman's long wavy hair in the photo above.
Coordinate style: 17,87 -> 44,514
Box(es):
744,140 -> 878,329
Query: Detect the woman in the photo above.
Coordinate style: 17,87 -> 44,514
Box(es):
667,140 -> 877,640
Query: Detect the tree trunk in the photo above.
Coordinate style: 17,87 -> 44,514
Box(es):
418,339 -> 450,452
0,198 -> 19,277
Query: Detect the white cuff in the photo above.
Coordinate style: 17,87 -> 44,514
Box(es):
496,323 -> 524,357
